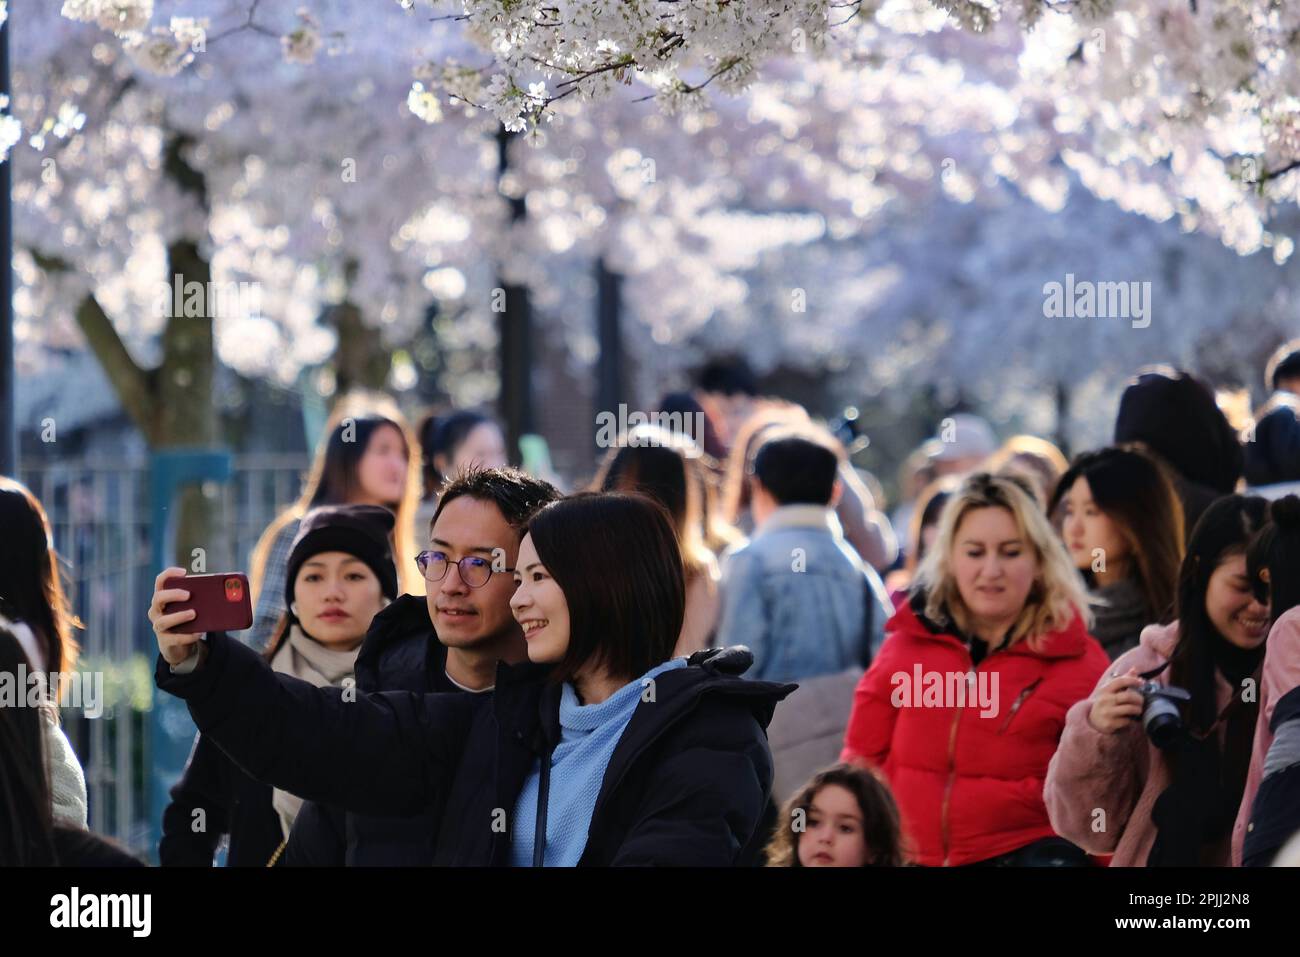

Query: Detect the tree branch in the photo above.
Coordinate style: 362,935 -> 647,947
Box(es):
73,293 -> 158,442
164,132 -> 209,211
29,250 -> 157,440
1261,159 -> 1300,184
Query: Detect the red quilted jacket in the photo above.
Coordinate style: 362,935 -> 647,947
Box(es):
840,596 -> 1109,866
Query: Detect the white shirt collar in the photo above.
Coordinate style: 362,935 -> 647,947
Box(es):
444,669 -> 493,694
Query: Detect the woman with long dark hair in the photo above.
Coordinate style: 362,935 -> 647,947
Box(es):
593,425 -> 722,656
0,477 -> 80,675
0,478 -> 88,830
247,394 -> 420,649
1049,446 -> 1185,659
0,628 -> 140,867
154,492 -> 792,865
1046,495 -> 1270,865
1234,496 -> 1300,865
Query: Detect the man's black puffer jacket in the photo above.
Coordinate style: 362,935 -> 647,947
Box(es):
282,594 -> 475,866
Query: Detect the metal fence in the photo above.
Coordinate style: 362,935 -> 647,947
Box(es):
19,454 -> 310,854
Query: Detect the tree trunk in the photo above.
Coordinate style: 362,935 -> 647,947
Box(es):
332,299 -> 392,394
156,239 -> 218,568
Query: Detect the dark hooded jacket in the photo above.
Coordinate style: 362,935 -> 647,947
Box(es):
156,628 -> 794,866
282,594 -> 476,866
158,726 -> 283,866
1244,393 -> 1300,488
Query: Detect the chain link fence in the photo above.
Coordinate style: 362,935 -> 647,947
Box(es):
19,454 -> 309,854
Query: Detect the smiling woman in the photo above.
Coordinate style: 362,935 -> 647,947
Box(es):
1046,495 -> 1272,867
511,493 -> 685,695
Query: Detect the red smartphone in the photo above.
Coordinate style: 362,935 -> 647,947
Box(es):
162,573 -> 253,634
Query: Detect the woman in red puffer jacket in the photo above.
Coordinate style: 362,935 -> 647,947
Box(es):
842,472 -> 1109,866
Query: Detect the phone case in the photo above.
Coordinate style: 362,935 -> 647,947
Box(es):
162,573 -> 253,634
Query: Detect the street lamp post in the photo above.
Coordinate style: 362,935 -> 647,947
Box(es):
495,125 -> 533,465
594,256 -> 623,457
0,14 -> 16,477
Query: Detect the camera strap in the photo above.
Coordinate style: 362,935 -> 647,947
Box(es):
1190,696 -> 1247,743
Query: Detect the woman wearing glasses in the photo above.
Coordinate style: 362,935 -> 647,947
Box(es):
154,491 -> 794,866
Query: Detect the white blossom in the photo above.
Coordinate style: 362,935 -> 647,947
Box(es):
125,26 -> 194,76
282,8 -> 321,65
0,113 -> 21,164
62,0 -> 153,36
407,81 -> 443,123
29,0 -> 1300,404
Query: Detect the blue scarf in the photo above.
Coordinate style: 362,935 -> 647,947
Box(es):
510,658 -> 687,866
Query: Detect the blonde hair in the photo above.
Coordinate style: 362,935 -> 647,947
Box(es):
983,435 -> 1069,507
913,471 -> 1092,650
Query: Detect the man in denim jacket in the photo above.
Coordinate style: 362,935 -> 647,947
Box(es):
715,429 -> 893,683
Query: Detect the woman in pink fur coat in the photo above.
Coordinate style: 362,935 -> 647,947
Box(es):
1045,496 -> 1271,866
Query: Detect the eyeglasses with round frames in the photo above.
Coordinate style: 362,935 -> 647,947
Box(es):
415,550 -> 514,588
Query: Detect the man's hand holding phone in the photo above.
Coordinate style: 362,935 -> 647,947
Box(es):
149,567 -> 205,668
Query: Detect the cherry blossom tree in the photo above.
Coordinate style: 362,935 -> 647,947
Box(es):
12,1 -> 510,561
32,0 -> 1300,456
66,1 -> 1294,258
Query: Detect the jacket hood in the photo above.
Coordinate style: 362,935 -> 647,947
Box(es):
894,591 -> 1092,660
492,646 -> 796,752
354,593 -> 441,693
659,646 -> 797,731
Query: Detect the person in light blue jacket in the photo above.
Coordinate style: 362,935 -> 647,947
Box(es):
715,428 -> 893,683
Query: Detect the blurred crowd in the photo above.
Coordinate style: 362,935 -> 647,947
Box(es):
7,341 -> 1300,868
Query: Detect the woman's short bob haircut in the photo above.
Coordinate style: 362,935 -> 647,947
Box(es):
913,471 -> 1093,649
526,491 -> 685,683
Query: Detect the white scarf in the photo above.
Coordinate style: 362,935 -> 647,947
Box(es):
268,624 -> 360,837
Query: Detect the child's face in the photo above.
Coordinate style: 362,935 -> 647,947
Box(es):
798,784 -> 869,867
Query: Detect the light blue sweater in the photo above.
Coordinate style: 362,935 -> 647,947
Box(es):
510,657 -> 687,866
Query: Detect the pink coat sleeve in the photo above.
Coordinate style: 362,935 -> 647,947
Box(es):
1043,648 -> 1148,854
1233,609 -> 1300,864
1261,612 -> 1300,728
